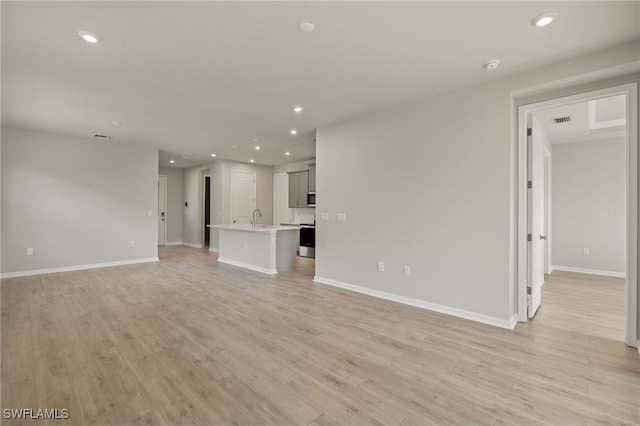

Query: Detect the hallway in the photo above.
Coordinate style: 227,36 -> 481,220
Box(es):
532,271 -> 625,341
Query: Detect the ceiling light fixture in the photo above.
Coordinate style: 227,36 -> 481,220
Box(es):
255,146 -> 261,150
298,22 -> 315,33
250,159 -> 255,163
531,12 -> 557,27
482,59 -> 500,71
169,160 -> 175,164
111,121 -> 121,126
211,153 -> 217,157
285,151 -> 291,156
79,31 -> 102,44
294,106 -> 303,113
290,129 -> 298,135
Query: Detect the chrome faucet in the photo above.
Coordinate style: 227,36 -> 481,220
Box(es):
251,209 -> 263,227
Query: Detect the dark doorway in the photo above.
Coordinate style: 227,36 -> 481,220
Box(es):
204,175 -> 211,247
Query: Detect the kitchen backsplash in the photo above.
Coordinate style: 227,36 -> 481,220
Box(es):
293,208 -> 316,224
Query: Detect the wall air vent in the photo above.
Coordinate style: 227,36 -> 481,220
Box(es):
93,134 -> 112,140
552,116 -> 571,124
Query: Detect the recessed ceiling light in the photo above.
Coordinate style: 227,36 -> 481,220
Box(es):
79,31 -> 102,44
255,146 -> 261,150
169,160 -> 175,164
285,151 -> 291,156
482,59 -> 500,71
252,138 -> 259,142
294,106 -> 303,113
232,145 -> 237,149
290,129 -> 298,135
298,22 -> 315,33
250,159 -> 255,163
531,12 -> 557,27
211,153 -> 217,157
111,120 -> 121,126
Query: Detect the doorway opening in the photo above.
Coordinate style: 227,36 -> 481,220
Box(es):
203,175 -> 211,248
516,83 -> 637,347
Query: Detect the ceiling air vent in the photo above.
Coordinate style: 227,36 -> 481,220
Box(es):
552,116 -> 571,124
93,134 -> 112,140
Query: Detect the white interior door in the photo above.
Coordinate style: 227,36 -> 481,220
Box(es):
274,173 -> 292,225
158,175 -> 167,246
528,128 -> 545,318
231,170 -> 256,224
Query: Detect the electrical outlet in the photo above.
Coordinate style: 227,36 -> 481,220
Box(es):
583,248 -> 590,255
377,261 -> 385,272
403,265 -> 411,276
337,213 -> 347,222
148,211 -> 153,217
130,240 -> 136,247
26,248 -> 33,255
320,213 -> 329,221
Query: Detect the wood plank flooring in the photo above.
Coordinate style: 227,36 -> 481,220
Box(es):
1,246 -> 638,425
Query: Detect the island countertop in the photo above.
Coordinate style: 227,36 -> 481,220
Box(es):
214,224 -> 299,274
212,224 -> 299,233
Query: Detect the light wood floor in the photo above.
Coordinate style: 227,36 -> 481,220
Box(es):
2,246 -> 638,425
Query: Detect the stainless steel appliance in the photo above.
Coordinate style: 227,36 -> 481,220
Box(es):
307,192 -> 316,208
299,224 -> 315,258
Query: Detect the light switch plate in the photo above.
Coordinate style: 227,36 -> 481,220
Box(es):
320,213 -> 329,221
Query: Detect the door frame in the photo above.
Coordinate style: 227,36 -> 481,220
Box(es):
158,174 -> 167,246
543,146 -> 552,275
515,82 -> 638,347
515,83 -> 638,347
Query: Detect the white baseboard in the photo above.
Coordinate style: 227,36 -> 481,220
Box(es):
552,265 -> 626,278
209,247 -> 220,253
165,241 -> 183,246
182,242 -> 204,249
313,276 -> 517,330
217,257 -> 277,275
0,257 -> 160,279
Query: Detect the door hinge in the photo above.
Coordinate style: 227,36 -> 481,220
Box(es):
527,287 -> 532,295
527,180 -> 532,189
527,233 -> 532,242
527,128 -> 532,136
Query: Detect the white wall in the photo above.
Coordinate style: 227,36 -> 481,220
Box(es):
274,159 -> 315,174
1,127 -> 158,275
208,160 -> 274,250
552,138 -> 625,274
159,167 -> 184,244
315,40 -> 640,327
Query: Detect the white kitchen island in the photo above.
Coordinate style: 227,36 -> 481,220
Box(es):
213,224 -> 299,274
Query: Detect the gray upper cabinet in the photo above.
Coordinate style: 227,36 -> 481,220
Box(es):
288,170 -> 309,208
308,165 -> 316,192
